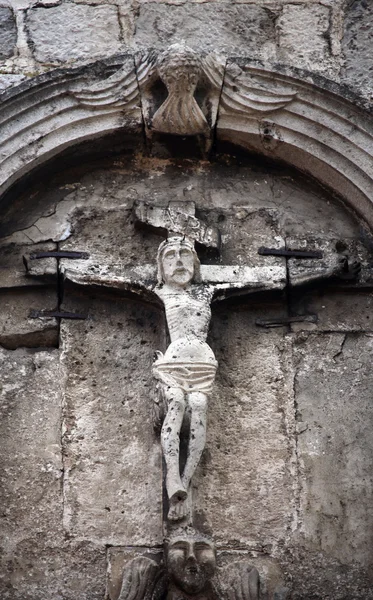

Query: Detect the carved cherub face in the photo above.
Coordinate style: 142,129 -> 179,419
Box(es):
157,238 -> 200,289
166,536 -> 216,595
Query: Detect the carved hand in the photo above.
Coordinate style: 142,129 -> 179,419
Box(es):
333,256 -> 361,280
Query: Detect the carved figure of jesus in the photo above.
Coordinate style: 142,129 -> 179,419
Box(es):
57,233 -> 356,522
154,237 -> 218,521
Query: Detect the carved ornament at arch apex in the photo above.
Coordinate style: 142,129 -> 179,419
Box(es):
0,46 -> 372,229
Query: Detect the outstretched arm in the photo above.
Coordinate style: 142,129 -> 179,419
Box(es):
203,255 -> 360,301
24,252 -> 159,301
61,262 -> 158,301
200,264 -> 287,300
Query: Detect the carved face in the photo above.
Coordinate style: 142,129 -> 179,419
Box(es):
161,243 -> 195,288
167,538 -> 216,595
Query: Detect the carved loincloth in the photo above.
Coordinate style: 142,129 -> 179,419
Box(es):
153,338 -> 217,393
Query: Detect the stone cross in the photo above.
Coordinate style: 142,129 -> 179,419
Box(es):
25,200 -> 354,524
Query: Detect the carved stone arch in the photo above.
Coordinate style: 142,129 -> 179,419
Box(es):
1,49 -> 373,600
217,60 -> 373,227
0,54 -> 372,228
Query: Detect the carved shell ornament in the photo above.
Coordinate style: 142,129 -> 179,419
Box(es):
152,43 -> 209,136
136,42 -> 225,141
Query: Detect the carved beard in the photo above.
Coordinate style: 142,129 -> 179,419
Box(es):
171,566 -> 211,595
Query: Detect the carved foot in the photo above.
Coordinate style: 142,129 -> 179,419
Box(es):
168,489 -> 188,521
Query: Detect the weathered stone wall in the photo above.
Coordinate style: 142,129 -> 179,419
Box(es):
0,1 -> 373,598
0,0 -> 371,99
1,152 -> 373,598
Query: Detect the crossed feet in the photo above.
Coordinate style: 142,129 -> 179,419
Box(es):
167,485 -> 190,521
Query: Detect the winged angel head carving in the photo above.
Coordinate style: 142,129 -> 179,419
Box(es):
151,44 -> 208,136
116,530 -> 259,600
136,43 -> 225,139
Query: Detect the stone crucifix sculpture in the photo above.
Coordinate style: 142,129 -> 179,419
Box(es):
47,201 -> 358,522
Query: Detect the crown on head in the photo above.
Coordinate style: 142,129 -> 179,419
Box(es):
163,235 -> 195,250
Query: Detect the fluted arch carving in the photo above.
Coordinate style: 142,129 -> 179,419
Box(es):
0,52 -> 372,227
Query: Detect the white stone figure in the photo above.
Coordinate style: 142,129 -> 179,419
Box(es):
57,234 -> 358,522
153,237 -> 218,521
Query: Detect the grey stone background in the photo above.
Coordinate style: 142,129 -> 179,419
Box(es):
0,0 -> 371,100
0,1 -> 373,598
1,153 -> 373,598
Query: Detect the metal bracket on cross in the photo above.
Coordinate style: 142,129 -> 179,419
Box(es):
133,200 -> 221,250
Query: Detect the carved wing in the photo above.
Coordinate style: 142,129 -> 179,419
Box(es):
216,561 -> 260,600
200,52 -> 226,91
118,556 -> 166,600
136,50 -> 159,90
70,58 -> 139,111
220,65 -> 297,117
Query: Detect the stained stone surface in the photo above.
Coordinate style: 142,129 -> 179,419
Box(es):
0,242 -> 57,288
193,307 -> 295,547
27,4 -> 123,64
0,348 -> 62,541
293,333 -> 373,568
133,4 -> 277,58
0,7 -> 17,60
342,0 -> 373,99
0,287 -> 58,349
60,291 -> 164,546
0,540 -> 107,600
277,4 -> 333,72
290,288 -> 373,333
1,349 -> 99,600
1,153 -> 373,597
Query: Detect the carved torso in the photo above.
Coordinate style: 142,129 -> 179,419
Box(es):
155,283 -> 214,343
153,283 -> 217,393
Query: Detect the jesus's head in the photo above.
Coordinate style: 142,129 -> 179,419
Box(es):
157,237 -> 200,288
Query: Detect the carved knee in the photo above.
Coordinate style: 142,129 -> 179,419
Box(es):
188,392 -> 207,413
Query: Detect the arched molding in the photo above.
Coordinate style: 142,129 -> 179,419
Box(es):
218,59 -> 373,226
0,54 -> 141,197
0,53 -> 372,228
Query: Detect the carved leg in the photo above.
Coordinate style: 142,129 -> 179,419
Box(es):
181,391 -> 207,490
161,386 -> 187,521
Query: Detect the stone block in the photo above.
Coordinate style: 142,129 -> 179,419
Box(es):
342,0 -> 373,99
27,4 -> 123,64
0,347 -> 69,598
290,289 -> 373,333
293,332 -> 373,568
277,4 -> 333,72
133,4 -> 277,58
59,207 -> 163,282
60,290 -> 164,546
0,7 -> 17,60
0,540 -> 107,600
0,242 -> 57,288
193,307 -> 295,547
202,205 -> 285,270
0,287 -> 58,349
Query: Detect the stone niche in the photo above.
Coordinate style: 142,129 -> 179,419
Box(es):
0,143 -> 373,600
